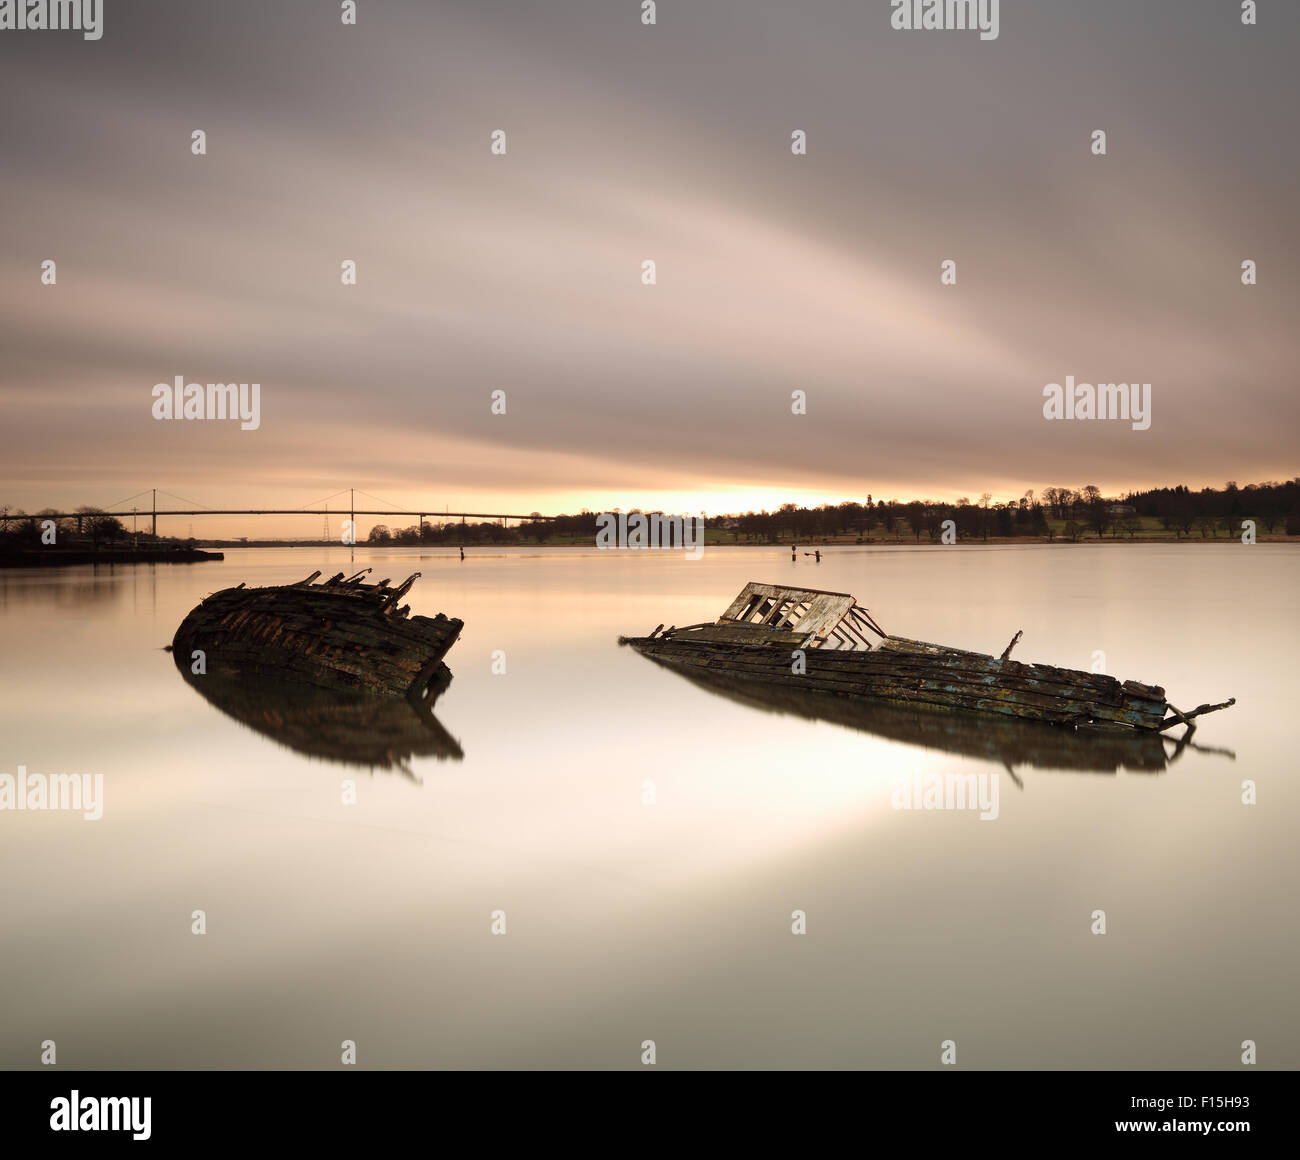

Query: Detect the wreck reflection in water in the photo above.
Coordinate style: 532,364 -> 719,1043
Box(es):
175,655 -> 463,777
639,655 -> 1234,782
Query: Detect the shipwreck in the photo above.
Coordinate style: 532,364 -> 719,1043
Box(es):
171,569 -> 462,700
620,582 -> 1234,735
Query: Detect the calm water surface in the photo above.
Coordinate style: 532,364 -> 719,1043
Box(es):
1,543 -> 1296,1069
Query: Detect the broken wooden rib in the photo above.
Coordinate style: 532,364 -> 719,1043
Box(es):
620,581 -> 1234,733
172,569 -> 462,699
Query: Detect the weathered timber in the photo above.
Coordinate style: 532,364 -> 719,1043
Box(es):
620,581 -> 1234,733
172,571 -> 462,698
717,582 -> 879,644
673,624 -> 814,647
1157,698 -> 1237,732
632,641 -> 1157,726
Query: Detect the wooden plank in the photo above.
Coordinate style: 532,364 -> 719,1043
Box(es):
719,584 -> 765,621
793,592 -> 857,637
672,624 -> 812,647
877,635 -> 991,659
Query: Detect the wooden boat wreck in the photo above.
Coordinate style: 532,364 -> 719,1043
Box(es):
620,582 -> 1234,734
171,569 -> 462,699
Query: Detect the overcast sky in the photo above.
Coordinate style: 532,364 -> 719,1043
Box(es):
1,1 -> 1296,532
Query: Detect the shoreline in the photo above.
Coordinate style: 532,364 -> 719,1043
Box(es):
196,536 -> 1293,548
0,546 -> 224,569
2,538 -> 1291,568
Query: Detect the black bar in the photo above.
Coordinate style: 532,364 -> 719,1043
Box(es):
0,1069 -> 1287,1145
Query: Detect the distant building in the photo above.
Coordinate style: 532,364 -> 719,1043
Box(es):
1108,504 -> 1136,516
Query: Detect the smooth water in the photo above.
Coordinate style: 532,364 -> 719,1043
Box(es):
1,543 -> 1295,1069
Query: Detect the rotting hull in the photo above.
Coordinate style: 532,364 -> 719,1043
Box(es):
172,571 -> 462,698
622,635 -> 1168,730
637,652 -> 1175,773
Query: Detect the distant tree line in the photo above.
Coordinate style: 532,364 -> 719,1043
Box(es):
368,512 -> 599,545
362,480 -> 1298,545
1124,479 -> 1299,538
714,479 -> 1300,543
0,506 -> 152,552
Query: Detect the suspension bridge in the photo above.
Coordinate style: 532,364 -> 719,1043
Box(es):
5,488 -> 559,537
